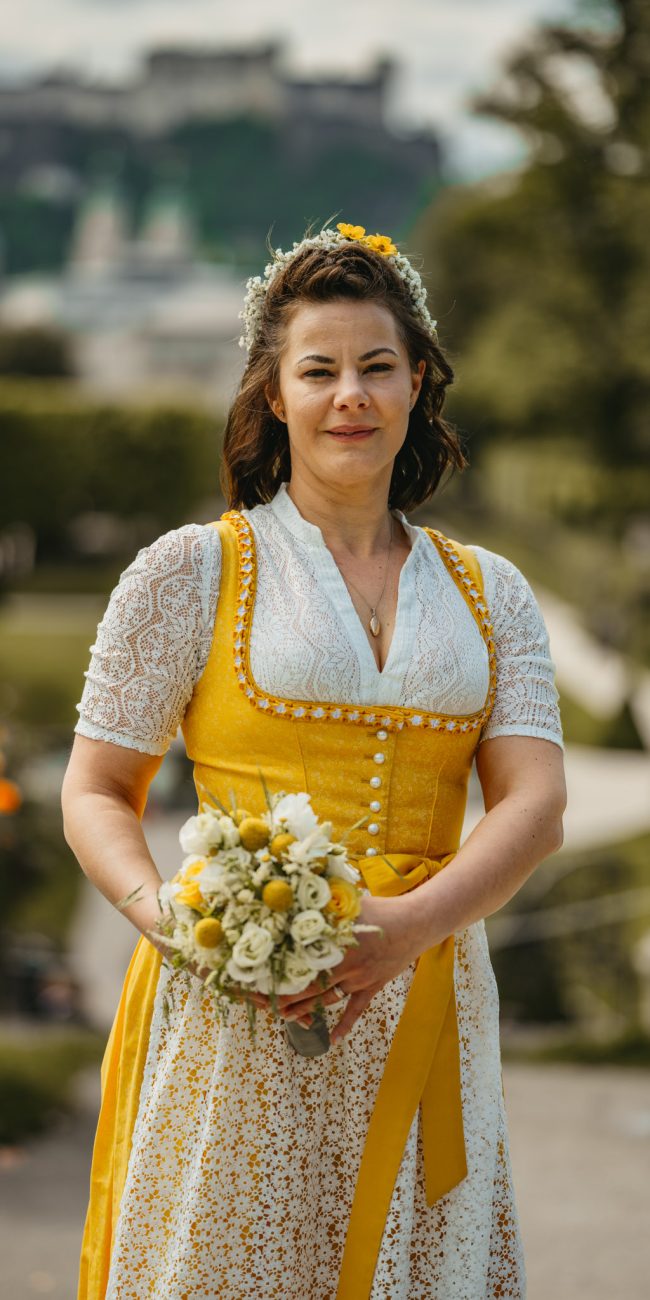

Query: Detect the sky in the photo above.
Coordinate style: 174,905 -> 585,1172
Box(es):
0,0 -> 587,178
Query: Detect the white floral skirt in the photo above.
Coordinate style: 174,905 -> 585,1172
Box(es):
105,920 -> 526,1299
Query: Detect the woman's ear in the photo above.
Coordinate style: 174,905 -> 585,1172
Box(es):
264,384 -> 286,423
410,359 -> 426,406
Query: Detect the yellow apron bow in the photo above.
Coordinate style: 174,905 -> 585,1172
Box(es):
335,852 -> 468,1300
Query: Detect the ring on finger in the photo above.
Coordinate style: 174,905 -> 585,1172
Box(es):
332,984 -> 347,1000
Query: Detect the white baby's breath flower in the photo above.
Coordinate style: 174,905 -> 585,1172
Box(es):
252,862 -> 272,886
217,815 -> 241,849
296,872 -> 331,910
290,909 -> 327,945
236,889 -> 254,903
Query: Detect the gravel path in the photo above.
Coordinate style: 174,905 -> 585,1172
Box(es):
1,1061 -> 648,1299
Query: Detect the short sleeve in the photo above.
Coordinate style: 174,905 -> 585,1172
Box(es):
468,544 -> 564,751
74,524 -> 222,755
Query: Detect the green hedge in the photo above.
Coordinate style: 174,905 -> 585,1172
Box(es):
0,381 -> 223,557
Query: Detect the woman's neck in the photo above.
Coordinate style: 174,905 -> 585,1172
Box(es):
285,478 -> 399,559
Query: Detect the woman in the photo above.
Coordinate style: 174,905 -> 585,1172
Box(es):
63,220 -> 567,1299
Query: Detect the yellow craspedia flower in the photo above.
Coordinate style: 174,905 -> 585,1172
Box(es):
363,233 -> 397,256
194,917 -> 224,948
325,877 -> 361,921
337,222 -> 366,240
269,832 -> 297,859
238,817 -> 271,851
262,879 -> 294,911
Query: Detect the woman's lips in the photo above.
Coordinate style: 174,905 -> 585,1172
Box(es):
326,427 -> 377,440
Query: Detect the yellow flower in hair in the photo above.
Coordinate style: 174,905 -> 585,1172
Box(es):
336,222 -> 366,240
363,233 -> 398,256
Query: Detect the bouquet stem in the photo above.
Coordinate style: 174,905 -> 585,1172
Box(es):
284,1012 -> 330,1057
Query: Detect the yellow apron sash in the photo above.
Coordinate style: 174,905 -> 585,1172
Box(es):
335,852 -> 467,1300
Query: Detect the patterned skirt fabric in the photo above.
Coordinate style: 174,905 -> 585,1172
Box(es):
101,920 -> 526,1299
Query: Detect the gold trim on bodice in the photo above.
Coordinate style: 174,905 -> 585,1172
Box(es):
219,508 -> 497,734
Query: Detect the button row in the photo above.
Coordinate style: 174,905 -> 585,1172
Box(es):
365,729 -> 389,853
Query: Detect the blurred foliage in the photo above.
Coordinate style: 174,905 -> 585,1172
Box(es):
502,1025 -> 650,1066
0,325 -> 75,379
0,1028 -> 104,1144
490,828 -> 650,1028
0,116 -> 441,274
0,380 -> 222,558
0,796 -> 81,941
412,0 -> 650,468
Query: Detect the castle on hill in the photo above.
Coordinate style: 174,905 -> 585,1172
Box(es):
0,42 -> 421,138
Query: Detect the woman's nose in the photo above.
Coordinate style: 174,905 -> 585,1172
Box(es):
333,372 -> 370,407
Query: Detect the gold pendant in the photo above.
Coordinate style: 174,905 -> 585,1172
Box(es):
369,613 -> 381,638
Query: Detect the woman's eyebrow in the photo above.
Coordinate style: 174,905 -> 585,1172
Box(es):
296,347 -> 399,365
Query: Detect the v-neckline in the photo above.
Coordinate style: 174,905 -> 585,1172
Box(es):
317,527 -> 415,681
265,480 -> 419,686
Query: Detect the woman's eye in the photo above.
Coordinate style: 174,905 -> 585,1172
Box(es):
303,364 -> 393,378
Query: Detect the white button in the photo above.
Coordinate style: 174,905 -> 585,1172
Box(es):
370,800 -> 381,812
373,752 -> 385,764
365,847 -> 378,856
370,776 -> 382,788
368,822 -> 379,835
376,729 -> 388,740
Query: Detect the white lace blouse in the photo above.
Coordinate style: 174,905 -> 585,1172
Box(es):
74,480 -> 564,757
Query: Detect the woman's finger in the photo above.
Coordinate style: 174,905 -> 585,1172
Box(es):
281,984 -> 348,1020
330,986 -> 379,1044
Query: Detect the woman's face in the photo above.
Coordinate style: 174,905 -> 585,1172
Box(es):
266,299 -> 425,493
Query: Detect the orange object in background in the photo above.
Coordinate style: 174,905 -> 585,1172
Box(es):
0,778 -> 22,814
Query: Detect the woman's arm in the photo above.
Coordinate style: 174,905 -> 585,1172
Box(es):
403,733 -> 566,952
61,735 -> 170,952
61,734 -> 271,1004
279,734 -> 566,1039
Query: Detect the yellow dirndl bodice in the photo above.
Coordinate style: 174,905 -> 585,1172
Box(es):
78,509 -> 498,1300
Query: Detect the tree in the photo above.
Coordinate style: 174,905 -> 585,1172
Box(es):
412,0 -> 650,465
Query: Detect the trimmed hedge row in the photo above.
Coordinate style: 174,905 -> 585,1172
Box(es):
1,381 -> 223,556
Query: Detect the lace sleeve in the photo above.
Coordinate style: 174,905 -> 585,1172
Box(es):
74,524 -> 222,755
468,544 -> 564,751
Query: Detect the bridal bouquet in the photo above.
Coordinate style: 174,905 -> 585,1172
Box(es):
128,774 -> 378,1036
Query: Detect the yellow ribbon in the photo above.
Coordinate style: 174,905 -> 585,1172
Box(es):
335,852 -> 467,1300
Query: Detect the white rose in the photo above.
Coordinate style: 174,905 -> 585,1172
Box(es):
290,909 -> 327,945
179,812 -> 223,856
297,872 -> 331,910
276,949 -> 318,996
299,936 -> 344,971
225,957 -> 263,986
272,792 -> 319,840
232,922 -> 274,969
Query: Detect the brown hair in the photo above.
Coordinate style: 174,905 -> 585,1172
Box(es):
220,233 -> 468,512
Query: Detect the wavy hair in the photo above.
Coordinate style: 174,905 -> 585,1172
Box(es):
220,233 -> 468,511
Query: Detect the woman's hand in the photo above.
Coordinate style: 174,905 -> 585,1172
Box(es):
275,893 -> 422,1042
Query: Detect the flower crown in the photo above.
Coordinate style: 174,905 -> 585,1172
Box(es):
238,220 -> 438,352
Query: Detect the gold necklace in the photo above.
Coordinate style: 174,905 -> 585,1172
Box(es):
336,516 -> 395,638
